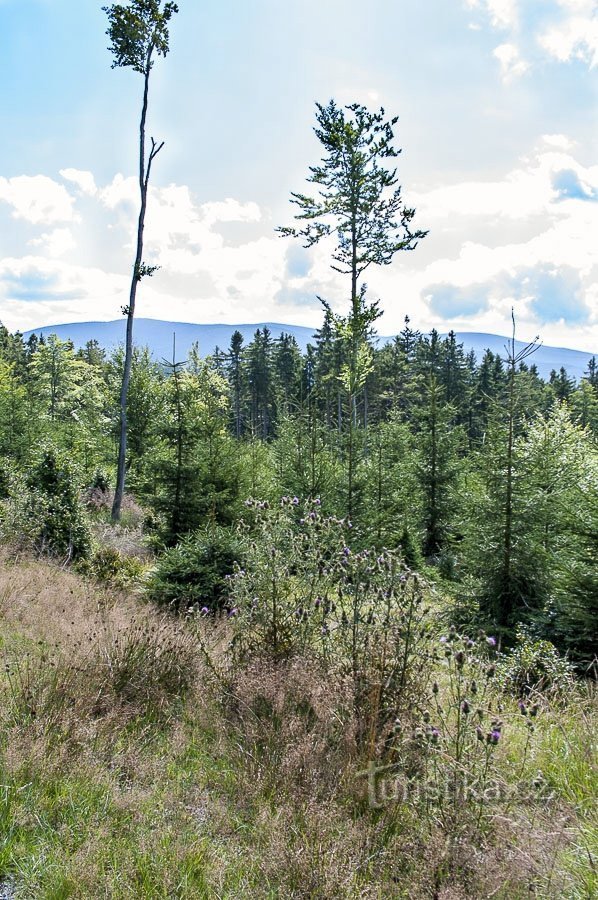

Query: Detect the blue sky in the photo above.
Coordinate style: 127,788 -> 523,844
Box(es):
1,0 -> 597,350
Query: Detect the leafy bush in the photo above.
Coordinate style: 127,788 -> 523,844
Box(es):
1,448 -> 90,561
499,627 -> 574,695
77,546 -> 144,588
145,525 -> 245,612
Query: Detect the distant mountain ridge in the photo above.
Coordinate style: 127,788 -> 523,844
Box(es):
23,318 -> 595,381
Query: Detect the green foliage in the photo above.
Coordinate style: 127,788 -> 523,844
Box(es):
278,100 -> 427,298
148,358 -> 240,546
77,545 -> 144,587
499,627 -> 575,695
103,0 -> 179,74
220,499 -> 432,747
145,525 -> 245,612
1,448 -> 91,561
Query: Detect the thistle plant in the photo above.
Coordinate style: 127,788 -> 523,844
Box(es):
392,629 -> 504,832
219,497 -> 433,751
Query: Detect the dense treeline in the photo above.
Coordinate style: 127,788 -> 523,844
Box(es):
0,316 -> 596,662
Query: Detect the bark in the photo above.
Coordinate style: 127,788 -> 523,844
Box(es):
112,44 -> 162,521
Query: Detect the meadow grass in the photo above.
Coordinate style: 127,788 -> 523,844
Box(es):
0,556 -> 595,898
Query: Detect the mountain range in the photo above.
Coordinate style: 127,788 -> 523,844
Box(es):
23,318 -> 595,382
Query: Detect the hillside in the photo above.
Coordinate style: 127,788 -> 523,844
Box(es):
1,552 -> 595,898
23,318 -> 596,381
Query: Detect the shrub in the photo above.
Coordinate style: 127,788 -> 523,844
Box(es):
211,498 -> 433,750
145,525 -> 245,612
77,546 -> 144,588
499,627 -> 574,695
1,448 -> 90,561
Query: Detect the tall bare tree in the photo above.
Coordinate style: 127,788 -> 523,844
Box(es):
103,0 -> 179,521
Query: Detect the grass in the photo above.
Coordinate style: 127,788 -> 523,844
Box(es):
0,554 -> 596,898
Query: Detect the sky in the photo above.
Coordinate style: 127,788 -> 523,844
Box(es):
1,0 -> 597,352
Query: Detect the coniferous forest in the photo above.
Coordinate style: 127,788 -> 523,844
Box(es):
0,2 -> 596,898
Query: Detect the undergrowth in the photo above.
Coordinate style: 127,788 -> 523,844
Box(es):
0,554 -> 595,898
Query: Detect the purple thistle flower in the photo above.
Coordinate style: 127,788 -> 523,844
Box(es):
487,636 -> 497,648
200,606 -> 209,615
461,699 -> 471,715
228,607 -> 239,617
292,496 -> 299,505
343,546 -> 351,556
487,729 -> 501,745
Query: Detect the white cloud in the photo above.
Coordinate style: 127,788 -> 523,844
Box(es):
541,133 -> 575,150
465,0 -> 519,29
464,0 -> 598,74
0,175 -> 75,224
538,13 -> 598,66
29,228 -> 76,258
1,140 -> 597,353
99,173 -> 138,210
493,42 -> 530,81
60,168 -> 97,196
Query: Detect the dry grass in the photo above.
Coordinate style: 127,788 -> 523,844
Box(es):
0,555 -> 595,898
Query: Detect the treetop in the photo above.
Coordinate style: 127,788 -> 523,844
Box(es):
103,0 -> 179,74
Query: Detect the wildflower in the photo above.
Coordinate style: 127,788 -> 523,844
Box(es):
342,546 -> 351,556
429,728 -> 440,745
432,681 -> 439,694
461,699 -> 471,715
487,729 -> 501,745
314,498 -> 321,506
292,496 -> 299,505
454,650 -> 465,668
314,597 -> 322,609
470,680 -> 478,695
486,636 -> 497,648
530,703 -> 539,718
423,710 -> 431,723
200,606 -> 209,615
518,700 -> 527,716
486,665 -> 496,679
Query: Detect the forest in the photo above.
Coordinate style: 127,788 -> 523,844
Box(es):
0,301 -> 596,897
0,0 -> 597,897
